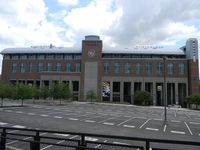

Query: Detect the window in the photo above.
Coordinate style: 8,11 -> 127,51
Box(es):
179,63 -> 185,75
47,63 -> 52,72
12,63 -> 17,73
11,55 -> 18,60
20,63 -> 25,73
76,63 -> 80,72
74,55 -> 81,60
38,63 -> 43,72
103,63 -> 109,73
29,63 -> 34,73
157,63 -> 163,74
64,54 -> 72,60
125,63 -> 130,73
4,55 -> 10,60
28,55 -> 36,60
37,54 -> 45,60
114,63 -> 120,73
66,63 -> 71,72
20,55 -> 27,60
46,54 -> 54,60
145,63 -> 152,74
56,63 -> 61,72
55,54 -> 63,60
135,63 -> 141,74
167,63 -> 174,75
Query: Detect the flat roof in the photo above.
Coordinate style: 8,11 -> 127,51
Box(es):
1,46 -> 185,55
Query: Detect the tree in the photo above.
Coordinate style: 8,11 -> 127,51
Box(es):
86,90 -> 97,103
39,85 -> 50,100
61,83 -> 72,103
186,94 -> 200,109
133,91 -> 152,106
0,84 -> 11,107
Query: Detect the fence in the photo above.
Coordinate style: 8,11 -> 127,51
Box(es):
1,127 -> 200,150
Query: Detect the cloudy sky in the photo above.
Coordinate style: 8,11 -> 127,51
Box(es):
0,0 -> 200,73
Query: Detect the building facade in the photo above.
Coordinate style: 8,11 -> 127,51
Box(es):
1,35 -> 199,106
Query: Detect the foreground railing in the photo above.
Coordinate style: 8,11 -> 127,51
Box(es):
0,127 -> 200,150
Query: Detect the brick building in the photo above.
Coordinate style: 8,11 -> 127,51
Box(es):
1,35 -> 199,106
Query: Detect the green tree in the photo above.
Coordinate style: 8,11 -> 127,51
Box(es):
61,83 -> 72,103
86,90 -> 97,103
0,84 -> 11,107
133,91 -> 152,106
39,85 -> 50,100
186,94 -> 200,109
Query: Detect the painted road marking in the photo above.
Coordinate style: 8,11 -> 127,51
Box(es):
123,125 -> 135,128
0,122 -> 8,125
85,120 -> 95,123
153,118 -> 162,121
16,111 -> 23,114
53,133 -> 69,137
28,113 -> 36,115
5,110 -> 13,112
163,124 -> 167,132
12,125 -> 26,128
146,127 -> 159,131
95,140 -> 107,148
86,137 -> 98,141
139,119 -> 151,129
117,117 -> 135,126
69,118 -> 78,121
190,122 -> 200,125
53,116 -> 63,119
40,114 -> 49,117
113,141 -> 130,145
171,131 -> 185,135
171,120 -> 181,123
184,122 -> 193,135
98,117 -> 117,123
103,122 -> 114,126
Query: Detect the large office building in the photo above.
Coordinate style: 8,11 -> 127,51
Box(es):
1,35 -> 199,106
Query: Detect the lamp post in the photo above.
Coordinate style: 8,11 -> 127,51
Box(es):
163,56 -> 167,123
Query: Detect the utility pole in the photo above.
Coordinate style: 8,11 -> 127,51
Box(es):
163,56 -> 167,123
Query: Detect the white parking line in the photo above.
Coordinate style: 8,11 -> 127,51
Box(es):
5,110 -> 13,112
153,118 -> 162,121
27,113 -> 36,115
103,122 -> 114,126
163,124 -> 167,132
95,140 -> 107,148
53,116 -> 63,119
12,125 -> 26,128
69,118 -> 78,121
145,128 -> 159,131
117,117 -> 135,126
123,125 -> 135,128
139,119 -> 151,129
85,120 -> 95,123
171,131 -> 185,135
113,141 -> 130,145
98,117 -> 116,123
40,114 -> 49,117
0,122 -> 8,125
171,120 -> 181,123
190,122 -> 200,125
53,133 -> 69,137
16,111 -> 23,114
85,137 -> 98,141
184,122 -> 193,135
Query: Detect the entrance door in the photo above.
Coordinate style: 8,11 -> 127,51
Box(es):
124,82 -> 131,103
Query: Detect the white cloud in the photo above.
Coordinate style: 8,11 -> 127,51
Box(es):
57,0 -> 78,6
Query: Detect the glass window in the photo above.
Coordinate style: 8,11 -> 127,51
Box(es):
114,63 -> 120,73
38,63 -> 43,73
12,63 -> 17,73
66,63 -> 71,72
145,63 -> 152,74
135,63 -> 141,74
76,63 -> 80,72
74,55 -> 81,60
29,63 -> 34,73
37,54 -> 45,60
125,63 -> 130,73
179,63 -> 185,75
103,63 -> 109,73
46,54 -> 54,60
20,55 -> 27,60
157,63 -> 163,74
55,54 -> 63,60
64,54 -> 73,60
11,55 -> 18,60
4,55 -> 10,60
28,55 -> 36,60
167,63 -> 174,75
56,63 -> 61,72
20,63 -> 25,73
47,63 -> 52,72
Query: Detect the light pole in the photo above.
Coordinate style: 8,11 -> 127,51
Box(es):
163,56 -> 167,123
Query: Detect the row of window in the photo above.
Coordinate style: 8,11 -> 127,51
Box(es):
103,63 -> 185,75
4,54 -> 81,60
12,63 -> 81,73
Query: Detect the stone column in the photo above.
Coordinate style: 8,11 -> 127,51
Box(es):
131,81 -> 134,104
175,82 -> 179,105
120,81 -> 124,103
110,81 -> 113,102
153,82 -> 156,106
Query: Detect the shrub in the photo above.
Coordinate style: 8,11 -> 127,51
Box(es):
133,91 -> 152,106
86,90 -> 97,103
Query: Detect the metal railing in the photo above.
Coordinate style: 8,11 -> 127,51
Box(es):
0,126 -> 200,150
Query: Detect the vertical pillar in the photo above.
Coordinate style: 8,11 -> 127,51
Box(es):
120,81 -> 124,103
131,81 -> 134,104
142,78 -> 145,91
153,82 -> 156,106
175,82 -> 178,105
110,81 -> 113,102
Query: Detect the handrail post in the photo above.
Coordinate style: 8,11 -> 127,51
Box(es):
30,131 -> 40,150
146,140 -> 150,150
77,135 -> 86,150
0,128 -> 6,150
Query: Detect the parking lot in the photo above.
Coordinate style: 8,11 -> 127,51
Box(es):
0,102 -> 200,149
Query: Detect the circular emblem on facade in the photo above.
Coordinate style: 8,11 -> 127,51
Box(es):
88,50 -> 95,57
